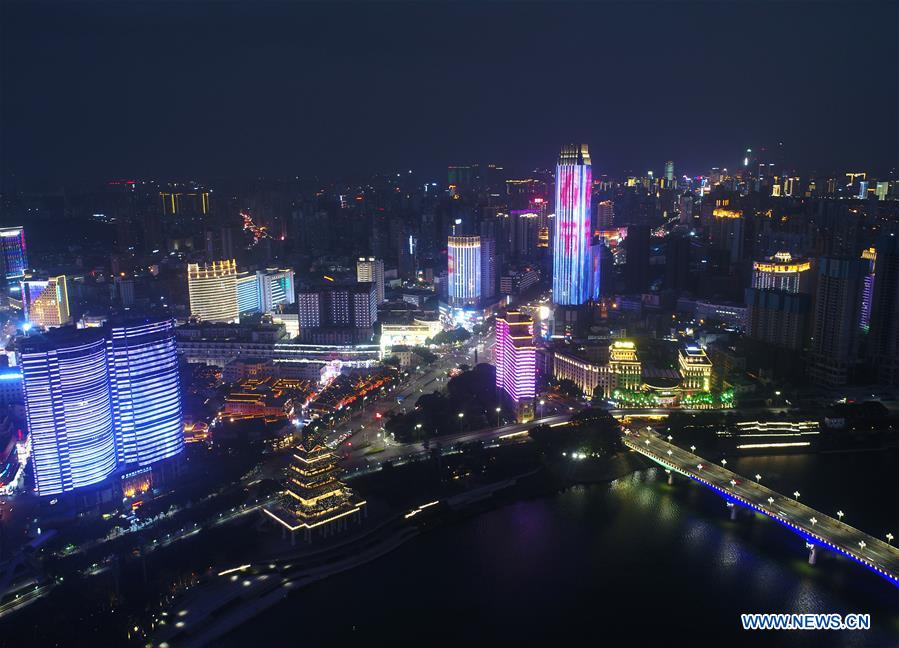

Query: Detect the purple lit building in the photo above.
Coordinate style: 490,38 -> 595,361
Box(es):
495,311 -> 536,422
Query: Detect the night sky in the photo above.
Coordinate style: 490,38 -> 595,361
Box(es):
1,1 -> 897,188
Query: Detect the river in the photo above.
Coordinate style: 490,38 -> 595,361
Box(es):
223,451 -> 899,646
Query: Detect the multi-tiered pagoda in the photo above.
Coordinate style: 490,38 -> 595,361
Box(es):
264,430 -> 366,543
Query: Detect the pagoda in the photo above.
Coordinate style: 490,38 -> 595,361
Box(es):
264,429 -> 366,543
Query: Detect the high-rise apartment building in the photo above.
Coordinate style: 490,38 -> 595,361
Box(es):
868,235 -> 899,384
807,257 -> 865,386
297,281 -> 377,344
553,144 -> 594,305
187,260 -> 239,323
495,311 -> 536,422
356,258 -> 386,304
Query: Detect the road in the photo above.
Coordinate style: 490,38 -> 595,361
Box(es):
625,428 -> 899,585
342,413 -> 573,474
324,330 -> 494,449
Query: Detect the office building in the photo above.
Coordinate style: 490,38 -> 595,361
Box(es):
664,160 -> 675,184
447,236 -> 481,306
20,317 -> 184,497
0,227 -> 28,282
553,144 -> 594,305
495,311 -> 536,422
480,237 -> 497,300
187,260 -> 239,323
20,329 -> 117,496
859,247 -> 876,332
357,258 -> 386,304
108,318 -> 184,467
22,275 -> 71,329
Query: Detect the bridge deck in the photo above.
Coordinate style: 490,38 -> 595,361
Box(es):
623,429 -> 899,586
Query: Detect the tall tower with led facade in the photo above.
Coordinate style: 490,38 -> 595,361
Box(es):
495,311 -> 536,422
447,236 -> 482,306
553,144 -> 595,306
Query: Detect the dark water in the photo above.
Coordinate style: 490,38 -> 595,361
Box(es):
225,452 -> 899,646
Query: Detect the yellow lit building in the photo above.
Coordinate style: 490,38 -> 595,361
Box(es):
553,339 -> 642,399
752,252 -> 813,293
22,275 -> 71,329
187,260 -> 239,323
678,345 -> 712,393
263,432 -> 366,544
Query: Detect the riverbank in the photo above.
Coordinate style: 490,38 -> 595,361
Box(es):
151,450 -> 646,646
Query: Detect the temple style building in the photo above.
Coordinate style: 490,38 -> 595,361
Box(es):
264,431 -> 366,543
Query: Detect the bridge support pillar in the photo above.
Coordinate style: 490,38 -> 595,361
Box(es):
807,543 -> 818,566
727,502 -> 737,520
666,470 -> 673,486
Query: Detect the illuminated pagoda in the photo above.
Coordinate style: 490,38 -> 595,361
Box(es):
264,430 -> 366,543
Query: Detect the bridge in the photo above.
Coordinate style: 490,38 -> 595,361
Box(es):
623,428 -> 899,588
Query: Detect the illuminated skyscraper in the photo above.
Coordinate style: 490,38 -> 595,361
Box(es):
447,236 -> 481,306
20,329 -> 117,496
187,260 -> 239,323
356,258 -> 385,304
752,252 -> 813,293
22,275 -> 71,329
20,316 -> 185,497
108,318 -> 183,467
0,227 -> 28,281
495,311 -> 536,422
664,160 -> 674,184
553,144 -> 593,305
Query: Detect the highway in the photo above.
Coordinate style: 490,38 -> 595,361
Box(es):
624,428 -> 899,586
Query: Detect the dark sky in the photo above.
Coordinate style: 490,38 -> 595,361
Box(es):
1,0 -> 897,188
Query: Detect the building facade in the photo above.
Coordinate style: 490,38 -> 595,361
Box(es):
447,236 -> 482,306
553,144 -> 594,305
495,311 -> 536,422
187,260 -> 239,323
356,258 -> 386,304
22,275 -> 70,329
19,317 -> 184,497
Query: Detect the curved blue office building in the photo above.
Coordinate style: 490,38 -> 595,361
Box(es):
20,330 -> 117,496
109,317 -> 184,467
20,316 -> 184,497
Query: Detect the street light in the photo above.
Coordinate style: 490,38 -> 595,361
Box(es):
667,435 -> 673,442
887,533 -> 894,544
495,407 -> 501,427
458,412 -> 464,432
859,540 -> 867,551
767,497 -> 774,505
793,491 -> 801,499
690,445 -> 696,452
721,459 -> 727,466
810,517 -> 818,525
755,474 -> 762,482
667,450 -> 673,456
729,479 -> 736,487
697,464 -> 703,471
837,510 -> 845,521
